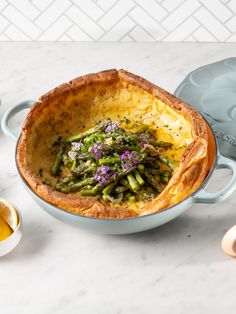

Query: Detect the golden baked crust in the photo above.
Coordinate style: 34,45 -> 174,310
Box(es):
16,69 -> 212,218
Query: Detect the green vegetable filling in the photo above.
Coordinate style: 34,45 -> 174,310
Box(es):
47,119 -> 177,204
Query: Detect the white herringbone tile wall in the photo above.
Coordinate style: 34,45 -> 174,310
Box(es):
0,0 -> 236,41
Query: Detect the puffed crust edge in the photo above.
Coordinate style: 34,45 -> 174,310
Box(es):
16,69 -> 209,219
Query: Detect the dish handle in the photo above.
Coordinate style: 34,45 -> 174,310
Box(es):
193,155 -> 236,204
1,100 -> 35,141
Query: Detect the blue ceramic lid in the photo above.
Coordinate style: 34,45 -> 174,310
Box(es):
175,58 -> 236,161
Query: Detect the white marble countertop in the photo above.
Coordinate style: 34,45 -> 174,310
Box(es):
0,43 -> 236,314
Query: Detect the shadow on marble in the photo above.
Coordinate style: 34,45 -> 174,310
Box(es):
107,203 -> 236,263
0,221 -> 51,262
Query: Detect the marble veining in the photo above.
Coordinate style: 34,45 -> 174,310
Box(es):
0,43 -> 236,314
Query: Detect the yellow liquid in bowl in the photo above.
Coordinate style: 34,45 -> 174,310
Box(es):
0,215 -> 13,241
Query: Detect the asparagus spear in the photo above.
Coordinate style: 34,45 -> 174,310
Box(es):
128,195 -> 136,202
62,174 -> 75,184
98,156 -> 121,165
67,178 -> 96,192
71,159 -> 77,171
102,182 -> 116,195
134,170 -> 145,186
152,141 -> 173,149
66,129 -> 94,143
148,169 -> 172,176
143,172 -> 162,193
80,189 -> 98,196
92,184 -> 103,193
66,120 -> 110,143
76,153 -> 93,161
160,171 -> 172,183
137,164 -> 145,174
102,193 -> 123,203
148,168 -> 161,175
159,156 -> 177,170
107,166 -> 137,186
127,173 -> 140,192
119,178 -> 130,188
51,146 -> 64,176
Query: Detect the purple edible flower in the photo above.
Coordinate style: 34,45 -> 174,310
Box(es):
68,141 -> 83,160
91,142 -> 104,159
94,166 -> 115,186
120,150 -> 138,169
105,121 -> 120,135
68,151 -> 77,160
71,141 -> 83,151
